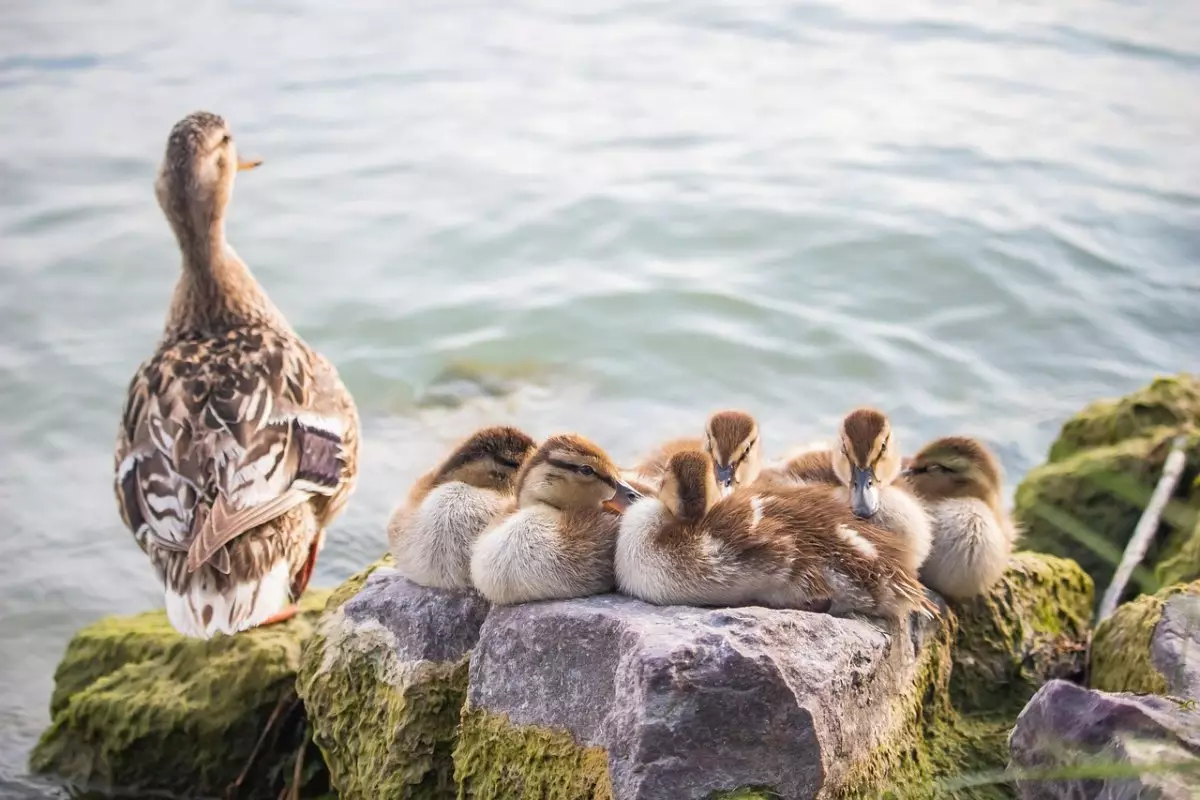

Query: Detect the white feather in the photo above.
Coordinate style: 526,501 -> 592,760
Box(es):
164,560 -> 291,639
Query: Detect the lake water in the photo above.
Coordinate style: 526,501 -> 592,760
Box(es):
1,0 -> 1198,794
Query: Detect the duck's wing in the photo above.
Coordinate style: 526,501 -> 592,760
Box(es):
114,327 -> 358,574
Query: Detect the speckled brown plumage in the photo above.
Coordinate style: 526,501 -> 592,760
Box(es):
114,111 -> 359,638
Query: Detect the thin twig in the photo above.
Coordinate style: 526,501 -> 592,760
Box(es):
289,722 -> 306,800
226,694 -> 292,799
1098,435 -> 1188,622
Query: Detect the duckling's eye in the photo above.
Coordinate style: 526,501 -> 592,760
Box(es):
577,464 -> 595,477
880,439 -> 888,455
221,134 -> 231,145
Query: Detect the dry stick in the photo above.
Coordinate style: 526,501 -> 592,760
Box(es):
1098,435 -> 1188,622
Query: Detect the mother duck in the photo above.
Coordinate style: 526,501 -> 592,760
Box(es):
114,111 -> 359,638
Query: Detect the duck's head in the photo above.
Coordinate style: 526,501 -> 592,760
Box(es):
516,434 -> 642,512
902,436 -> 1003,508
660,450 -> 720,524
832,407 -> 901,519
155,111 -> 262,244
433,426 -> 537,492
704,410 -> 761,497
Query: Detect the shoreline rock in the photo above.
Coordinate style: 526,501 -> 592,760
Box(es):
1013,374 -> 1200,599
297,560 -> 489,799
30,590 -> 332,800
1009,679 -> 1200,800
1090,579 -> 1200,699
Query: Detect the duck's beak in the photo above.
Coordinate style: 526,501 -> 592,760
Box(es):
237,158 -> 263,171
850,466 -> 880,518
603,479 -> 643,514
715,464 -> 735,497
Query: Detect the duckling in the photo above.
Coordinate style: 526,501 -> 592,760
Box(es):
470,434 -> 643,605
388,426 -> 537,590
902,436 -> 1017,600
626,410 -> 761,496
616,451 -> 935,621
114,112 -> 359,638
755,441 -> 839,489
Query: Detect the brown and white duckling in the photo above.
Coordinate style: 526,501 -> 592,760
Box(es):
829,408 -> 933,573
114,112 -> 359,639
388,426 -> 537,590
902,436 -> 1017,600
615,451 -> 935,621
470,434 -> 642,605
626,410 -> 761,496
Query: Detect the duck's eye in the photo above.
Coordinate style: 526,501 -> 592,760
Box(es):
577,464 -> 595,477
221,134 -> 231,145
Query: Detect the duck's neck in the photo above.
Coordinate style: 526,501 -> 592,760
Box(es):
163,208 -> 286,338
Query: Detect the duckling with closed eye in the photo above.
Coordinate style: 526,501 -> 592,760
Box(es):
388,426 -> 537,590
470,434 -> 643,605
902,436 -> 1017,600
626,410 -> 762,496
616,450 -> 936,621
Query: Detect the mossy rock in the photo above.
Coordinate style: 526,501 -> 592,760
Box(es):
1047,375 -> 1200,462
949,552 -> 1093,717
30,589 -> 332,799
1013,374 -> 1200,596
297,558 -> 489,800
1090,579 -> 1200,696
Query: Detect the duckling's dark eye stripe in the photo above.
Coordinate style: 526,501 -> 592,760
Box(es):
734,438 -> 758,468
546,457 -> 618,488
494,456 -> 522,469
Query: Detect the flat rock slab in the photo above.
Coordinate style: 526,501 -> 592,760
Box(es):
460,593 -> 941,800
297,566 -> 489,799
1010,679 -> 1200,800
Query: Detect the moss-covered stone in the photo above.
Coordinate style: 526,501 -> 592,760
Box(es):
454,709 -> 613,800
297,560 -> 488,800
30,590 -> 332,799
949,552 -> 1093,717
1013,374 -> 1200,595
1047,375 -> 1200,463
1090,579 -> 1200,695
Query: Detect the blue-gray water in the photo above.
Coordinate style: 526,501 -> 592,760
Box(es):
1,0 -> 1198,794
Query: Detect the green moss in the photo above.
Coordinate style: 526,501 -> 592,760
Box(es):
323,553 -> 393,613
708,788 -> 780,800
1090,579 -> 1200,695
298,556 -> 471,799
949,553 -> 1093,717
30,590 -> 332,799
1013,429 -> 1200,595
454,709 -> 613,800
1047,374 -> 1200,462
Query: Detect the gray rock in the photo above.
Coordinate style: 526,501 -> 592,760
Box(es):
1153,593 -> 1200,701
297,567 -> 491,798
1009,679 -> 1200,800
464,593 -> 941,800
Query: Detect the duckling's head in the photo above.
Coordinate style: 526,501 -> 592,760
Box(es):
902,436 -> 1004,507
155,111 -> 262,245
516,434 -> 642,512
660,451 -> 720,524
433,426 -> 537,492
832,407 -> 901,519
704,410 -> 761,497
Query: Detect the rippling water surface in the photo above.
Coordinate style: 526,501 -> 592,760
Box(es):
1,0 -> 1198,792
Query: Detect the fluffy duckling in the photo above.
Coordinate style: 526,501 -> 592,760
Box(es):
627,410 -> 762,496
470,434 -> 643,605
114,112 -> 359,638
388,426 -> 537,590
616,451 -> 935,621
831,408 -> 932,574
902,437 -> 1017,600
755,441 -> 839,489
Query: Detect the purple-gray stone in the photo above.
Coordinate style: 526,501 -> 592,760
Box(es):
1009,679 -> 1200,800
1152,593 -> 1200,701
465,593 -> 942,799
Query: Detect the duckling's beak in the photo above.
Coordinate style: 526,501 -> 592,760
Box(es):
603,479 -> 643,513
715,464 -> 735,497
851,466 -> 880,518
237,158 -> 263,171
